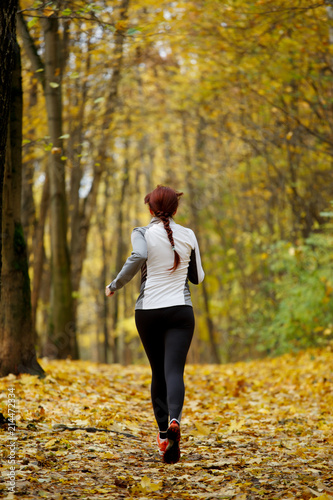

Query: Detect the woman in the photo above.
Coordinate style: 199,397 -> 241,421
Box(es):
105,185 -> 204,464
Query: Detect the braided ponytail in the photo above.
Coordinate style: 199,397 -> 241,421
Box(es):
144,186 -> 183,272
155,211 -> 181,271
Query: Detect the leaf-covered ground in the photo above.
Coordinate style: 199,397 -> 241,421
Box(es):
0,348 -> 332,500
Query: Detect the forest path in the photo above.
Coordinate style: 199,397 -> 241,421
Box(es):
0,349 -> 332,499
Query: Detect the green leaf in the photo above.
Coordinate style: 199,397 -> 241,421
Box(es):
49,82 -> 59,88
62,8 -> 72,16
59,134 -> 70,139
127,27 -> 141,35
22,139 -> 31,145
36,68 -> 44,73
94,97 -> 105,104
27,17 -> 38,29
69,72 -> 80,79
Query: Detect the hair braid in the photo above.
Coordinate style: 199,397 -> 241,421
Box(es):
144,186 -> 183,272
155,211 -> 180,272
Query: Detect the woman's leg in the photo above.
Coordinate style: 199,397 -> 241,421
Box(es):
135,309 -> 169,432
135,306 -> 195,431
164,306 -> 195,423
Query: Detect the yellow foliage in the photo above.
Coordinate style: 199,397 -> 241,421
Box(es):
0,349 -> 332,498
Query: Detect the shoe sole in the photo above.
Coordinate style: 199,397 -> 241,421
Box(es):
163,422 -> 180,464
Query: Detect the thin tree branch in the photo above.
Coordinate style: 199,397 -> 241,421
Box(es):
16,11 -> 45,90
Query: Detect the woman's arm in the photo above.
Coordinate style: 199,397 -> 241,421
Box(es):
106,228 -> 147,293
187,232 -> 205,284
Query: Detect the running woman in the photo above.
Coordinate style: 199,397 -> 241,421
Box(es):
105,185 -> 204,464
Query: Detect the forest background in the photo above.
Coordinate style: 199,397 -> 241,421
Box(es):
1,0 -> 333,371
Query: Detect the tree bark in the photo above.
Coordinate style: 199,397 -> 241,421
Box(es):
31,172 -> 49,337
112,139 -> 130,364
0,0 -> 18,301
97,177 -> 110,364
68,48 -> 89,319
21,79 -> 38,257
42,14 -> 77,359
0,11 -> 44,377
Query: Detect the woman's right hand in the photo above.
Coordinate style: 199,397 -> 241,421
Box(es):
105,286 -> 115,297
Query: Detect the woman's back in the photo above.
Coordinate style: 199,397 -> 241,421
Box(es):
136,218 -> 204,309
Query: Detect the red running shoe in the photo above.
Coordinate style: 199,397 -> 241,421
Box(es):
163,419 -> 180,464
157,434 -> 168,456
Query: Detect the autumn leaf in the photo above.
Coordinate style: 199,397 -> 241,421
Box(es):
228,419 -> 245,433
193,422 -> 210,436
43,8 -> 55,16
309,495 -> 333,500
140,475 -> 162,492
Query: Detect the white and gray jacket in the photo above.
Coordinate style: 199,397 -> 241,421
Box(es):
108,217 -> 205,310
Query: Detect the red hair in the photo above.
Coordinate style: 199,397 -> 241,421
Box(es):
144,186 -> 183,271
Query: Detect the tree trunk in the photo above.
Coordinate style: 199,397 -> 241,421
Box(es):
98,177 -> 110,364
0,0 -> 18,302
21,79 -> 38,257
112,153 -> 130,364
31,172 -> 49,338
42,14 -> 77,359
0,19 -> 44,377
68,46 -> 90,322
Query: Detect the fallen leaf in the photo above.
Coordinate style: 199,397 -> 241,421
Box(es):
140,475 -> 162,492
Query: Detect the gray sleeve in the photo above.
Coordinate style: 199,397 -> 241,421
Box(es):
108,227 -> 147,292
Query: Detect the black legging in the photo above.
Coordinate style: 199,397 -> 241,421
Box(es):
135,305 -> 194,431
